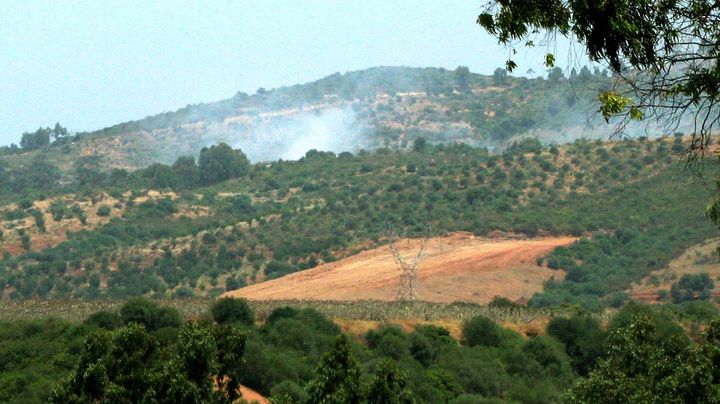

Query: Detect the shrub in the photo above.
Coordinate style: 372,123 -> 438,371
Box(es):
31,210 -> 46,232
96,205 -> 111,217
488,296 -> 519,309
270,380 -> 308,404
211,297 -> 255,326
461,316 -> 502,347
546,315 -> 605,375
119,297 -> 181,331
173,287 -> 195,298
18,199 -> 33,210
84,310 -> 122,330
266,306 -> 300,325
671,273 -> 715,303
225,277 -> 246,292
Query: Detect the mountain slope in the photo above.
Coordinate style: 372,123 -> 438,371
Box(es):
0,135 -> 714,310
2,66 -> 615,174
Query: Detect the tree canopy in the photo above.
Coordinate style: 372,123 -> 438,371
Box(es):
477,0 -> 720,227
478,1 -> 720,147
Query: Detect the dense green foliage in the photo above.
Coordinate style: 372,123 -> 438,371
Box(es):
671,273 -> 715,303
49,322 -> 246,403
0,318 -> 86,403
210,297 -> 255,326
479,0 -> 720,251
566,315 -> 720,403
1,299 -> 719,403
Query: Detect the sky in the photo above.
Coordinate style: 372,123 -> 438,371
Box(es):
0,1 -> 579,146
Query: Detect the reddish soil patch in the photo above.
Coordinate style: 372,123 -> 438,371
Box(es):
224,233 -> 575,304
240,385 -> 269,404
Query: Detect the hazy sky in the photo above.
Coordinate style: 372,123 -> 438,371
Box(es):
0,1 -> 578,146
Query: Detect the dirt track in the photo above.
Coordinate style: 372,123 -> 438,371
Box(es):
224,233 -> 575,304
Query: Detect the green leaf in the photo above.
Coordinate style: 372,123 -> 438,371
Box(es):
476,13 -> 494,30
599,91 -> 634,122
629,107 -> 644,120
544,53 -> 555,68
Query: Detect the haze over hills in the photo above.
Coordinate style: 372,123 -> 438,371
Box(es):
2,65 -> 652,174
7,1 -> 720,402
1,69 -> 718,404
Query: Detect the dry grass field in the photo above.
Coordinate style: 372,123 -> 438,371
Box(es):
224,233 -> 575,304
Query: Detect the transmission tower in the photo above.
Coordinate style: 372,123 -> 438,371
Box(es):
387,224 -> 430,301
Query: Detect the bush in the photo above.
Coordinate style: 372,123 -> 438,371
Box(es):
119,297 -> 182,331
671,273 -> 715,303
461,316 -> 502,347
84,310 -> 122,330
211,297 -> 255,326
18,199 -> 33,210
96,205 -> 111,217
266,306 -> 300,325
366,326 -> 409,360
546,315 -> 605,375
488,296 -> 519,309
270,380 -> 308,403
225,277 -> 246,292
173,287 -> 195,298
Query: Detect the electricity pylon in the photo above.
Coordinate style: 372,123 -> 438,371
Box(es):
387,224 -> 430,301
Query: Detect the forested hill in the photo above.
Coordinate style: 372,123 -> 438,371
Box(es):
1,65 -> 617,173
0,135 -> 714,310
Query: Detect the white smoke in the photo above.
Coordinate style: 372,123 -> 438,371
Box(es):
228,107 -> 368,162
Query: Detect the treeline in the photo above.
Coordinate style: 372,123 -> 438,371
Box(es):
0,123 -> 73,156
1,298 -> 719,402
0,142 -> 250,199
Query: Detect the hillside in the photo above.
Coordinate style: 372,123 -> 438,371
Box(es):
223,233 -> 575,304
0,66 -> 618,175
0,134 -> 715,310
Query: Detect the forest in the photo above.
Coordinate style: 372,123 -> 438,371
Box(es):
2,297 -> 719,403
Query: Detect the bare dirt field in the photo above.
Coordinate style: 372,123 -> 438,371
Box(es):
224,233 -> 576,305
239,385 -> 269,404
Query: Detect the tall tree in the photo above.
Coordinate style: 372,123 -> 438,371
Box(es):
454,65 -> 471,91
52,123 -> 68,141
198,143 -> 250,185
20,128 -> 51,150
171,155 -> 200,189
306,334 -> 363,404
565,315 -> 720,403
367,359 -> 415,404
